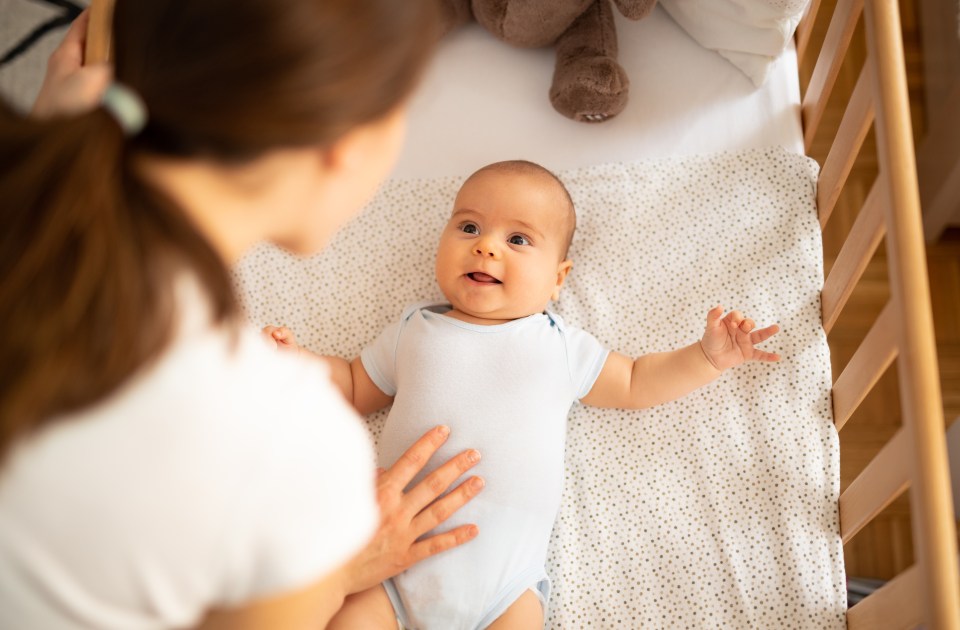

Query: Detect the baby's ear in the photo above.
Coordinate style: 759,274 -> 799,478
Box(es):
551,259 -> 574,300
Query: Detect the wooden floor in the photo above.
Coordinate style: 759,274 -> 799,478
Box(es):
798,0 -> 960,580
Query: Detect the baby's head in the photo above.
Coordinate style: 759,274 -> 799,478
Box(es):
435,160 -> 576,324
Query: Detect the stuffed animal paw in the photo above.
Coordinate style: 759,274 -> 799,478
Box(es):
441,0 -> 657,122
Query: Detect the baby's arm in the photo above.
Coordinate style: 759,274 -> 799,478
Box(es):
581,306 -> 780,410
262,326 -> 393,415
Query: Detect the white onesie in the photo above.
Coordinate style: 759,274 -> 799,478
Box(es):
361,302 -> 609,630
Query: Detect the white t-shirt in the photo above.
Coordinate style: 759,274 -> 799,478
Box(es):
0,280 -> 378,629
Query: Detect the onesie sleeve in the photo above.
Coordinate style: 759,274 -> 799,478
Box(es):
359,319 -> 403,396
563,325 -> 611,400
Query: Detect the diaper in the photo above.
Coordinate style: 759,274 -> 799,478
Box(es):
385,567 -> 550,630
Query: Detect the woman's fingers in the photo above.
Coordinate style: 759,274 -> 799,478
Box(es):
62,8 -> 91,54
34,10 -> 111,118
411,474 -> 484,535
407,523 -> 480,566
403,447 -> 482,517
378,426 -> 452,496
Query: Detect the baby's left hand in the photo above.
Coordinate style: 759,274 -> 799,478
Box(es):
261,325 -> 301,354
699,305 -> 780,371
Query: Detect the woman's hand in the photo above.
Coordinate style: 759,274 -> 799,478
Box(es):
699,305 -> 781,372
343,425 -> 484,594
32,9 -> 112,119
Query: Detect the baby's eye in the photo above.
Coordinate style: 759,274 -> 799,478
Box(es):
459,222 -> 479,235
508,234 -> 530,246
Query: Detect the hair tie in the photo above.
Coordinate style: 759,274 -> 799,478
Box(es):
100,83 -> 148,137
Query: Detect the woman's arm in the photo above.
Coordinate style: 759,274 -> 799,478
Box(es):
195,426 -> 483,630
194,566 -> 351,630
581,306 -> 780,410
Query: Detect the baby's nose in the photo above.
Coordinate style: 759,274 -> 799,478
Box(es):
474,237 -> 499,257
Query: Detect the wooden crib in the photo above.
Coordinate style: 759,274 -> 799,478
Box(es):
797,0 -> 960,627
85,0 -> 959,626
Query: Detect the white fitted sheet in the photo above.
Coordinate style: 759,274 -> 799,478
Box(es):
394,5 -> 803,180
236,148 -> 845,629
237,9 -> 842,628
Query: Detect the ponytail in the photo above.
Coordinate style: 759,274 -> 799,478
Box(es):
0,100 -> 237,458
0,0 -> 439,460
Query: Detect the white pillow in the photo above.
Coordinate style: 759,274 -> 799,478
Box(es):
659,0 -> 811,86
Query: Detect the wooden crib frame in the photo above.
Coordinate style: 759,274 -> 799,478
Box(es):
86,0 -> 958,626
797,0 -> 960,627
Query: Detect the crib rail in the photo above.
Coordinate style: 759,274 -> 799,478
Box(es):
801,0 -> 960,628
85,0 -> 113,65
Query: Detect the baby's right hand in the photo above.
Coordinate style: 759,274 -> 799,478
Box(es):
262,325 -> 300,354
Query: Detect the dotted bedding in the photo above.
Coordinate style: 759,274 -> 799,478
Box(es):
235,147 -> 847,628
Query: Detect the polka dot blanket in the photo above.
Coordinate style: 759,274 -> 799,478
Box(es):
235,147 -> 846,628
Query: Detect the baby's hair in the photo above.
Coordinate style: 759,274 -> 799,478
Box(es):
468,160 -> 576,259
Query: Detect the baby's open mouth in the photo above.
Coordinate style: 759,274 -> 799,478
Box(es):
467,272 -> 501,284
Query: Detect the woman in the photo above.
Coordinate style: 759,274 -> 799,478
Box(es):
0,1 -> 483,628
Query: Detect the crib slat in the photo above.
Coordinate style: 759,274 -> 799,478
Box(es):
85,0 -> 115,64
816,62 -> 874,230
821,177 -> 885,334
839,428 -> 909,544
832,301 -> 897,431
802,0 -> 864,152
846,564 -> 922,630
795,0 -> 823,62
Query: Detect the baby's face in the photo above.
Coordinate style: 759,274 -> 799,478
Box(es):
435,170 -> 572,324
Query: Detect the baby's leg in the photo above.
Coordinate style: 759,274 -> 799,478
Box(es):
486,589 -> 543,629
327,584 -> 397,630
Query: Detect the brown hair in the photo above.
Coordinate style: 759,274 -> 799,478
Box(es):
0,0 -> 439,459
468,160 -> 577,257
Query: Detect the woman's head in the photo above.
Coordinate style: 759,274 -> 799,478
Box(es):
117,0 -> 435,161
0,0 -> 439,454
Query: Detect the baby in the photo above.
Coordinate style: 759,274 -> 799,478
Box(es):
265,160 -> 780,630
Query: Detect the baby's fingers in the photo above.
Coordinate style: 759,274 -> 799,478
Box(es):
723,310 -> 744,330
705,305 -> 724,327
749,323 -> 780,345
272,326 -> 296,343
753,349 -> 781,362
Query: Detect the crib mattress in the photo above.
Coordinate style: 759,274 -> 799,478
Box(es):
236,146 -> 846,628
394,5 -> 804,179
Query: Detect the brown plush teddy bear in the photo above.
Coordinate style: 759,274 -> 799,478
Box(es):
438,0 -> 657,122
